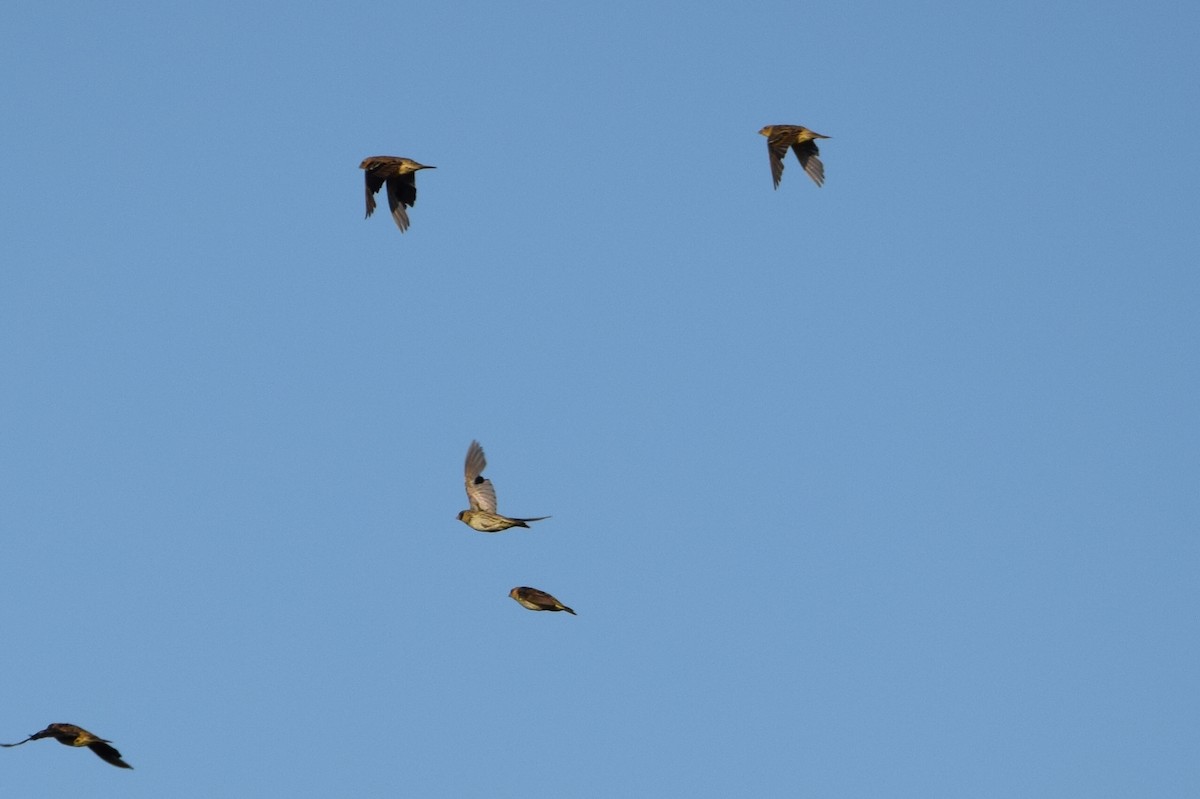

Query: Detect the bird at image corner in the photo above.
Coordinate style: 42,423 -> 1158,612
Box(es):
1,723 -> 133,769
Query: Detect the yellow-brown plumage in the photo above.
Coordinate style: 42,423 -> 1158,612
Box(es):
510,586 -> 576,615
360,156 -> 435,232
758,125 -> 830,188
458,440 -> 549,532
1,723 -> 133,769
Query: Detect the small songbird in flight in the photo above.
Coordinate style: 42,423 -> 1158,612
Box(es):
510,586 -> 576,615
359,156 -> 436,232
458,440 -> 550,532
1,723 -> 133,769
758,125 -> 830,188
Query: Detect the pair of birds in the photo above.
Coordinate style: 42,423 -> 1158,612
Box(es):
359,123 -> 830,233
2,723 -> 132,769
457,440 -> 575,615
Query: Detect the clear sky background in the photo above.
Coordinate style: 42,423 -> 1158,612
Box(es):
1,1 -> 1197,796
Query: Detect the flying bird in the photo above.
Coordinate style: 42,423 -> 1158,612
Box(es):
758,125 -> 830,188
360,156 -> 436,232
1,723 -> 133,769
510,586 -> 576,615
458,440 -> 550,532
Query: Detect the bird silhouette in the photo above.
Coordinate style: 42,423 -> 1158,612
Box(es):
359,156 -> 435,232
457,440 -> 550,532
510,586 -> 576,615
1,723 -> 133,769
759,125 -> 830,188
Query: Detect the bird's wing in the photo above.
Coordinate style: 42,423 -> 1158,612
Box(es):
384,177 -> 413,232
766,131 -> 793,188
363,175 -> 378,218
792,140 -> 825,187
393,171 -> 418,208
360,160 -> 393,215
464,441 -> 498,512
0,737 -> 34,747
523,588 -> 558,608
362,170 -> 391,219
87,741 -> 133,769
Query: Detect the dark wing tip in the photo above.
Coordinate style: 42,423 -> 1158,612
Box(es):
792,141 -> 825,187
385,176 -> 415,232
88,742 -> 133,769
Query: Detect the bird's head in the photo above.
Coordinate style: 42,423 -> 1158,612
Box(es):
456,510 -> 470,522
758,126 -> 773,137
30,724 -> 73,742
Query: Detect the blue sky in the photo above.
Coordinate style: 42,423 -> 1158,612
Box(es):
2,1 -> 1197,796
